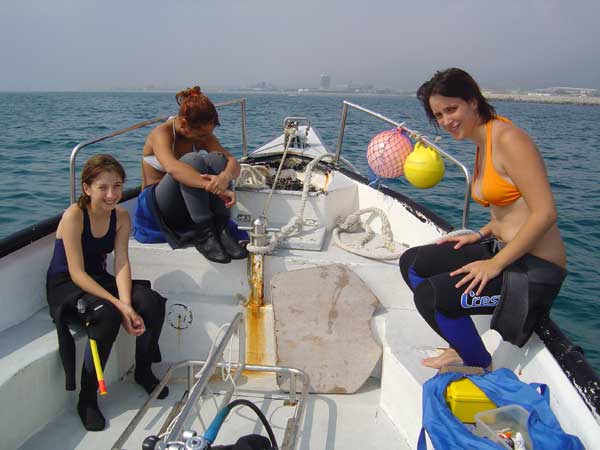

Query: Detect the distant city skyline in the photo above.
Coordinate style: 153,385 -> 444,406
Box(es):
1,1 -> 599,92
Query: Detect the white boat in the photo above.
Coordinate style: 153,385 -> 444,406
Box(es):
0,99 -> 598,450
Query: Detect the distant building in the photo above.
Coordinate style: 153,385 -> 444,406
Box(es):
249,81 -> 268,89
320,74 -> 331,90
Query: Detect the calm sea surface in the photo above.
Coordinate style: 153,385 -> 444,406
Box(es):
1,92 -> 599,371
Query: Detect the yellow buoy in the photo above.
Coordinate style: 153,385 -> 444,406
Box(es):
403,142 -> 445,188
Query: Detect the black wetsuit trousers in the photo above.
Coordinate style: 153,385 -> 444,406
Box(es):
47,272 -> 166,398
399,241 -> 503,338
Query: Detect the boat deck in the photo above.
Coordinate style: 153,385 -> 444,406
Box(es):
6,169 -> 599,449
19,369 -> 410,450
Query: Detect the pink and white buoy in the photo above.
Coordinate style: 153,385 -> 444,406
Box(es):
366,128 -> 413,179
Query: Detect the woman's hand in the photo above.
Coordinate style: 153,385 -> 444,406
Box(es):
451,258 -> 503,295
437,232 -> 482,249
204,172 -> 231,195
218,189 -> 236,208
120,304 -> 146,336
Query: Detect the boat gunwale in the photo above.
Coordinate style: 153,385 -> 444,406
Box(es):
0,187 -> 140,259
1,171 -> 598,420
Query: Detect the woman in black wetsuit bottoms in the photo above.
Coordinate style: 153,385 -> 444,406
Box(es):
46,154 -> 168,431
400,68 -> 566,370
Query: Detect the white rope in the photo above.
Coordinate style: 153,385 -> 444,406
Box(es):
246,153 -> 337,254
332,207 -> 407,260
243,152 -> 409,260
236,164 -> 270,189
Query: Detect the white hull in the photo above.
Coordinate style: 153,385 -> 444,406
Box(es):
1,115 -> 598,450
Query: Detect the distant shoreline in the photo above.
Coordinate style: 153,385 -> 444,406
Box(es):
216,89 -> 600,106
2,88 -> 599,106
484,92 -> 600,106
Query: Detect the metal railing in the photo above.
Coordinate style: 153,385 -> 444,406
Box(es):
334,100 -> 472,229
69,98 -> 248,204
112,312 -> 309,450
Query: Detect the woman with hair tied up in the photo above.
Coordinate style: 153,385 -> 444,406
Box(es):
399,68 -> 567,370
134,86 -> 247,263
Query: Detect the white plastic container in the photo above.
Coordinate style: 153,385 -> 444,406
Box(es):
474,405 -> 533,449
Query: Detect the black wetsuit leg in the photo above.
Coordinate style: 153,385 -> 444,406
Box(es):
399,241 -> 502,367
130,283 -> 167,372
78,295 -> 122,398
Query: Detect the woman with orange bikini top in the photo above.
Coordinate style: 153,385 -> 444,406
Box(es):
399,68 -> 567,370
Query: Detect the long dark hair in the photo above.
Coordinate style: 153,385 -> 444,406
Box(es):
77,154 -> 126,210
417,68 -> 496,127
175,86 -> 220,127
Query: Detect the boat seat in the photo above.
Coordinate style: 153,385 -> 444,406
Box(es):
0,306 -> 134,450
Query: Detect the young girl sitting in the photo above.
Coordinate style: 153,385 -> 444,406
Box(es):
46,154 -> 168,431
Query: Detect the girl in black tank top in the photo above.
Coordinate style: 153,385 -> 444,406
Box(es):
47,208 -> 116,278
46,155 -> 168,431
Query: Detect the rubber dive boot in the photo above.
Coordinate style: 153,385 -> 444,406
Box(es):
216,217 -> 248,260
135,365 -> 169,399
194,222 -> 231,263
77,396 -> 106,431
78,365 -> 106,431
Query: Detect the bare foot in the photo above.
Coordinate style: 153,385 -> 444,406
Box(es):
422,348 -> 463,369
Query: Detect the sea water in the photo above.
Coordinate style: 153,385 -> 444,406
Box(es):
0,91 -> 599,371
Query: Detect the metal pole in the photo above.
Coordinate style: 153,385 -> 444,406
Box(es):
69,98 -> 247,203
334,102 -> 349,165
69,116 -> 169,203
262,135 -> 294,218
241,99 -> 248,157
335,101 -> 472,229
166,313 -> 245,441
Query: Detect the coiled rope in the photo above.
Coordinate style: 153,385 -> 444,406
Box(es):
332,207 -> 407,260
236,164 -> 270,190
241,152 -> 407,260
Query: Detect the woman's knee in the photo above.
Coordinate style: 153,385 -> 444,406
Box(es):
204,152 -> 227,174
179,152 -> 208,172
86,300 -> 121,343
132,285 -> 166,325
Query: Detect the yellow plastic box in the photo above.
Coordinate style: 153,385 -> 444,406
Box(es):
445,378 -> 497,423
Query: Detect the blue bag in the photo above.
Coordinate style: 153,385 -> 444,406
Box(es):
417,368 -> 584,450
133,185 -> 166,244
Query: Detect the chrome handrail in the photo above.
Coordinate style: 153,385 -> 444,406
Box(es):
69,98 -> 248,204
112,311 -> 309,450
166,312 -> 245,442
335,100 -> 472,229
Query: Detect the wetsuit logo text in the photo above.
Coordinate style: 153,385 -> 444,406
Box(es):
460,291 -> 500,309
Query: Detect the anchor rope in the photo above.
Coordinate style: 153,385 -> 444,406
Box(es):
241,151 -> 407,260
246,152 -> 336,254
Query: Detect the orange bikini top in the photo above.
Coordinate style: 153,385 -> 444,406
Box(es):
471,117 -> 521,208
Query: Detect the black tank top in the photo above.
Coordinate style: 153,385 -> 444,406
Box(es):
47,208 -> 117,277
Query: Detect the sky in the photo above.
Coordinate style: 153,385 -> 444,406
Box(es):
1,0 -> 599,92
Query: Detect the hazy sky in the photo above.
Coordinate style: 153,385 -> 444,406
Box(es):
1,0 -> 599,91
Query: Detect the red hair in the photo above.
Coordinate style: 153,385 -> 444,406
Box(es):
175,86 -> 220,127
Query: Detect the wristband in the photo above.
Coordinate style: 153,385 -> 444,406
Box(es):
476,230 -> 484,240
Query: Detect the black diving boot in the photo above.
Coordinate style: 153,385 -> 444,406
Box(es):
215,216 -> 248,260
194,221 -> 231,263
77,395 -> 106,431
78,367 -> 106,431
135,365 -> 169,399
